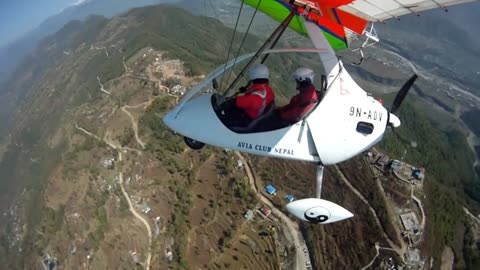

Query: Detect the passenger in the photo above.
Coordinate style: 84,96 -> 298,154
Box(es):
276,67 -> 319,124
222,64 -> 275,127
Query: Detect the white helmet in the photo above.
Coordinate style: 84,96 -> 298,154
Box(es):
293,67 -> 315,83
248,64 -> 269,80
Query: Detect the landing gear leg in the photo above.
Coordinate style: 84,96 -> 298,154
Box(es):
316,163 -> 324,199
285,162 -> 354,224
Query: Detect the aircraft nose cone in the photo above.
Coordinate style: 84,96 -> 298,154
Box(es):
286,198 -> 354,224
389,113 -> 401,128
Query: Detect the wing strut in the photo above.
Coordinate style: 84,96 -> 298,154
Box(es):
260,22 -> 289,64
316,163 -> 324,198
217,7 -> 298,106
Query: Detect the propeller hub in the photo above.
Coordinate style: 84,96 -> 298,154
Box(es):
388,113 -> 401,128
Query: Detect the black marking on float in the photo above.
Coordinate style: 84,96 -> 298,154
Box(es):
304,207 -> 329,223
304,213 -> 329,223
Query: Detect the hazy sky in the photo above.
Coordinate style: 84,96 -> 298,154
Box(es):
0,0 -> 83,48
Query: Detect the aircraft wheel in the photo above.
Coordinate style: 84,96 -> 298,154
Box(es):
184,136 -> 205,150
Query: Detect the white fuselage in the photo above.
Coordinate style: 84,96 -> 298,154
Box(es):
163,61 -> 389,165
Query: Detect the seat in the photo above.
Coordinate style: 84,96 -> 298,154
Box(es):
230,102 -> 276,133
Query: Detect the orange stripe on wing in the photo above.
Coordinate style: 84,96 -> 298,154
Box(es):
335,8 -> 367,35
311,0 -> 353,8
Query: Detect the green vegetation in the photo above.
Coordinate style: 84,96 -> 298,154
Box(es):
229,176 -> 257,208
337,158 -> 401,247
217,155 -> 235,176
2,2 -> 478,268
88,206 -> 109,249
463,220 -> 480,269
379,100 -> 479,204
423,180 -> 467,268
166,175 -> 194,270
118,127 -> 134,147
113,5 -> 324,103
378,98 -> 480,267
79,52 -> 124,99
461,109 -> 480,137
29,205 -> 65,255
49,15 -> 109,50
140,97 -> 184,157
85,181 -> 110,249
163,77 -> 182,88
139,93 -> 192,269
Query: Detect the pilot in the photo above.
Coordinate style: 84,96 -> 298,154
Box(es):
222,64 -> 275,127
276,67 -> 319,124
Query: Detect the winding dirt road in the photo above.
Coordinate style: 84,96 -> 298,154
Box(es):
118,152 -> 152,270
234,151 -> 309,270
411,187 -> 426,229
121,106 -> 146,149
96,76 -> 111,95
75,124 -> 152,270
361,242 -> 398,270
333,165 -> 406,260
464,207 -> 480,224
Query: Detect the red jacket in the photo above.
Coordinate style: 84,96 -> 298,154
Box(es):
278,84 -> 318,122
236,83 -> 275,120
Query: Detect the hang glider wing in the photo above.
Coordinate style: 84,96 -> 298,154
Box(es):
340,0 -> 478,22
242,0 -> 365,50
242,0 -> 477,50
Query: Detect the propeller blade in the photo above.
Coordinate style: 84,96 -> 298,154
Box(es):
390,74 -> 418,114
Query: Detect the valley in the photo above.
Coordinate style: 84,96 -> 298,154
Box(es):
0,3 -> 479,270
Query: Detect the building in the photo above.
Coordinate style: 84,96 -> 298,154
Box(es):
259,205 -> 271,217
131,252 -> 140,265
285,194 -> 295,202
102,157 -> 115,169
375,155 -> 390,168
170,84 -> 185,95
406,248 -> 421,265
236,159 -> 243,169
265,184 -> 277,195
141,202 -> 151,214
412,168 -> 425,180
244,209 -> 254,220
400,212 -> 419,232
390,159 -> 401,172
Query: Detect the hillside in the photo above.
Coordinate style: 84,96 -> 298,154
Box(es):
0,4 -> 319,269
0,0 -> 181,85
0,3 -> 479,270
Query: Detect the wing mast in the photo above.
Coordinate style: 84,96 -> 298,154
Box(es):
302,17 -> 340,83
218,4 -> 299,105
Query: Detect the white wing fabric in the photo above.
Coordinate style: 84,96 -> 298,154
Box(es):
339,0 -> 478,22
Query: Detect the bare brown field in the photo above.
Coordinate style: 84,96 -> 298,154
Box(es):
176,152 -> 285,270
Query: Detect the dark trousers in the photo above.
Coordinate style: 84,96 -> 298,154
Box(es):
220,99 -> 253,127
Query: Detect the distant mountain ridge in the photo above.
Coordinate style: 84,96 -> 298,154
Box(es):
0,0 -> 180,85
375,2 -> 480,95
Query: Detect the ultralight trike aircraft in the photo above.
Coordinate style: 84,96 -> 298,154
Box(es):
163,0 -> 476,224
